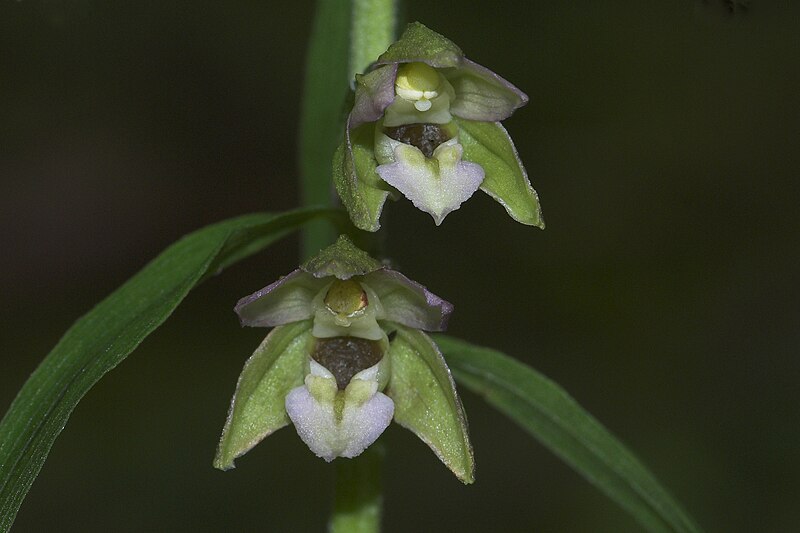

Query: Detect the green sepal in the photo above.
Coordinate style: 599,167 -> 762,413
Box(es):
332,122 -> 391,232
455,117 -> 545,228
377,22 -> 463,69
301,234 -> 382,279
385,324 -> 474,484
444,63 -> 528,122
214,320 -> 313,470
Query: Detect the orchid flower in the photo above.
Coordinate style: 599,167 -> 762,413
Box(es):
214,236 -> 474,483
334,22 -> 544,230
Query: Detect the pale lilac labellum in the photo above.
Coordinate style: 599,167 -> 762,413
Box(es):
375,138 -> 485,226
285,360 -> 395,461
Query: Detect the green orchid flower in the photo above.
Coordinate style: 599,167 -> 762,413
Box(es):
334,22 -> 544,230
214,236 -> 474,483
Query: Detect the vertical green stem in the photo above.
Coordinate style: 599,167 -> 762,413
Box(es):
299,0 -> 352,259
329,443 -> 386,533
302,1 -> 396,526
299,0 -> 397,260
326,4 -> 396,531
349,0 -> 397,78
347,0 -> 397,264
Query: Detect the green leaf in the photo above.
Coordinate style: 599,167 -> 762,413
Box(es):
377,22 -> 463,69
302,234 -> 382,279
214,321 -> 313,470
454,117 -> 545,228
435,335 -> 702,533
386,326 -> 474,484
333,123 -> 391,232
299,0 -> 352,257
0,208 -> 336,532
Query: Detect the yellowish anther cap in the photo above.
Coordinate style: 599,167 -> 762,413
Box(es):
324,280 -> 369,317
395,62 -> 441,112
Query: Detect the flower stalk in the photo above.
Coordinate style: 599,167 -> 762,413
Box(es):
329,442 -> 385,533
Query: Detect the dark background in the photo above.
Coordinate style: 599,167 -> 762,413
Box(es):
2,0 -> 798,531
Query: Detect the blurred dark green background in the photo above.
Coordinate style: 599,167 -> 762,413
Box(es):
2,0 -> 798,531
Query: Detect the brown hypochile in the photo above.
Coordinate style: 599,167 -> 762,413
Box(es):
311,337 -> 384,390
384,123 -> 451,158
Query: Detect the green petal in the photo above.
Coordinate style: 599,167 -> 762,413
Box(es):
301,234 -> 382,279
333,121 -> 391,232
445,58 -> 528,122
214,321 -> 313,470
351,64 -> 398,129
377,22 -> 463,68
454,117 -> 545,228
385,324 -> 474,484
366,269 -> 453,332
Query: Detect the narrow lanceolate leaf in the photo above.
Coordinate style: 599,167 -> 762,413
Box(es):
435,335 -> 702,533
214,321 -> 313,470
0,208 -> 336,533
454,117 -> 544,228
387,326 -> 474,484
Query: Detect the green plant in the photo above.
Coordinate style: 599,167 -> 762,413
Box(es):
0,2 -> 702,532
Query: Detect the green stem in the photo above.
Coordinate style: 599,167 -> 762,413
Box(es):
328,7 -> 397,530
329,443 -> 386,533
347,0 -> 397,263
299,0 -> 352,259
349,0 -> 397,78
304,1 -> 397,523
298,0 -> 397,260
